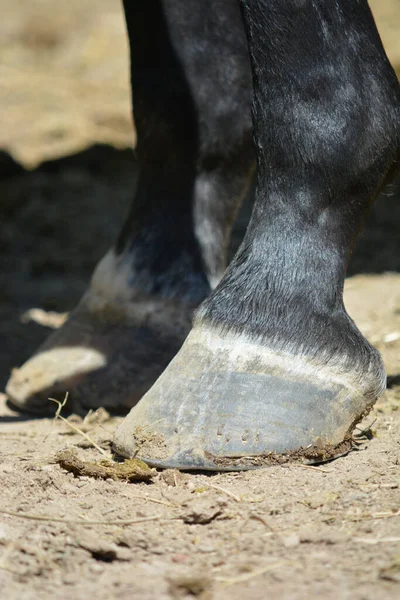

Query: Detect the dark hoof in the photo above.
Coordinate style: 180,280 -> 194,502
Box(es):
6,298 -> 192,416
113,325 -> 385,471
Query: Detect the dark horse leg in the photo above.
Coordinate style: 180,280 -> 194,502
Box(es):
114,0 -> 399,469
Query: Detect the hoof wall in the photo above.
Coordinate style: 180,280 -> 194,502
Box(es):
113,328 -> 380,471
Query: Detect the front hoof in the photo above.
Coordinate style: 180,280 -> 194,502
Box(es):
113,326 -> 385,471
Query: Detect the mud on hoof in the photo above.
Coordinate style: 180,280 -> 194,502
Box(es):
113,325 -> 385,471
6,296 -> 192,416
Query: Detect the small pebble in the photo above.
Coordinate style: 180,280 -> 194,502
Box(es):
283,534 -> 300,548
89,563 -> 104,574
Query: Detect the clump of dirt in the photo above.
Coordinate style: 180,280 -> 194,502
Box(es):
168,572 -> 213,599
181,498 -> 225,525
56,448 -> 155,482
207,436 -> 355,469
132,425 -> 169,460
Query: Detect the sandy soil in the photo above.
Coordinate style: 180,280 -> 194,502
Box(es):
0,1 -> 400,599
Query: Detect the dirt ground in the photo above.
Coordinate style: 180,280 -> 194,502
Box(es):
1,1 -> 400,599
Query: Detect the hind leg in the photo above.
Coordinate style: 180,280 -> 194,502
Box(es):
6,0 -> 254,414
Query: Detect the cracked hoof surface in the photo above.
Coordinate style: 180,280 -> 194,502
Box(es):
113,325 -> 385,471
6,298 -> 192,416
